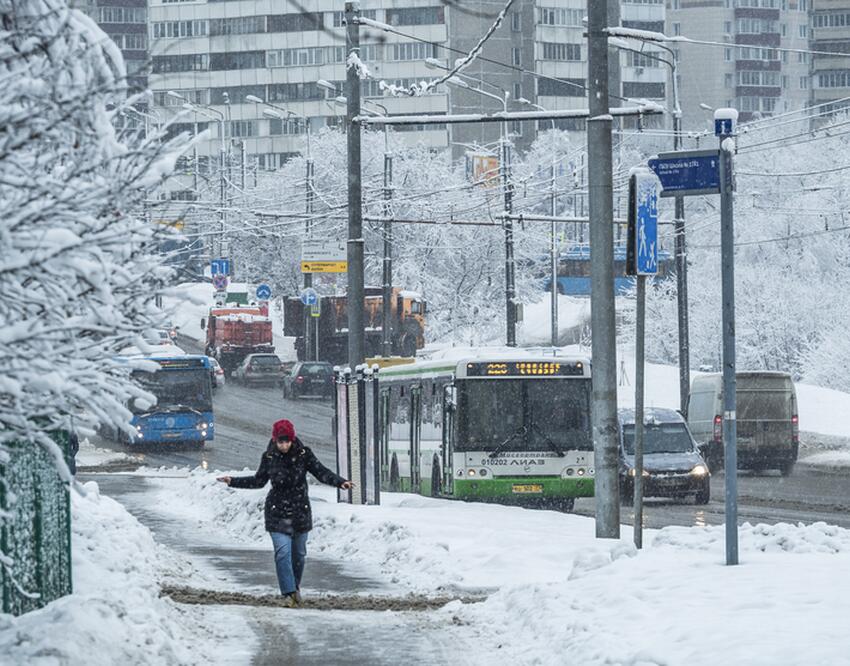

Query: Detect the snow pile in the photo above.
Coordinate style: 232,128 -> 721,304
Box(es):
0,481 -> 244,665
76,436 -> 139,468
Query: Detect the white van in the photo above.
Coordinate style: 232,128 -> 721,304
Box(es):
687,372 -> 798,475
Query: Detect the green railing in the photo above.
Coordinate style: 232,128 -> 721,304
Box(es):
0,433 -> 73,616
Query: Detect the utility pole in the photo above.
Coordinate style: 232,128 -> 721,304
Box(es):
345,1 -> 365,368
381,148 -> 393,358
304,157 -> 315,361
550,162 -> 558,347
587,0 -> 620,538
717,111 -> 738,566
503,134 -> 517,347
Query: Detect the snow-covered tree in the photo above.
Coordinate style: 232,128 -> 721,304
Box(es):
0,0 -> 189,474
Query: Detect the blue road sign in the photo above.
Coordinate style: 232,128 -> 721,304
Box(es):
715,118 -> 734,137
648,150 -> 721,197
634,174 -> 658,276
256,283 -> 272,301
299,287 -> 318,306
210,258 -> 231,276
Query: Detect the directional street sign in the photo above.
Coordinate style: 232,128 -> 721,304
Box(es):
299,287 -> 318,306
626,169 -> 659,276
255,283 -> 272,301
212,274 -> 228,290
210,258 -> 231,276
648,150 -> 721,197
301,239 -> 347,274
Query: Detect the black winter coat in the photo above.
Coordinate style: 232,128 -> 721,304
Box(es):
229,438 -> 346,535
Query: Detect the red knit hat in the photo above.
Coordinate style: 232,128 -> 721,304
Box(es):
272,419 -> 296,441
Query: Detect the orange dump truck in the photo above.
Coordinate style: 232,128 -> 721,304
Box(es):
284,287 -> 426,365
201,304 -> 274,375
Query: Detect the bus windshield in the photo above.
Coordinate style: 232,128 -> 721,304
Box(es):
456,379 -> 592,452
132,368 -> 212,413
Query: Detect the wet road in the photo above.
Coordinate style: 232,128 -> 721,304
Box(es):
92,371 -> 850,530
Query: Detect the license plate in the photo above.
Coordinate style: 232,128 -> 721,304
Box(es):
512,484 -> 543,494
162,432 -> 180,439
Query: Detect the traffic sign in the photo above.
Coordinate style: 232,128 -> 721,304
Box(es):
714,108 -> 738,137
310,302 -> 321,318
256,283 -> 272,301
212,274 -> 228,290
301,239 -> 347,274
626,170 -> 659,276
299,287 -> 318,306
648,150 -> 721,197
210,258 -> 231,276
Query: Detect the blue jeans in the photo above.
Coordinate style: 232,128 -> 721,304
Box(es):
270,531 -> 308,596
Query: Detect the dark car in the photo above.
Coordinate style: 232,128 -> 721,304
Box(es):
282,362 -> 334,399
618,407 -> 710,505
232,353 -> 286,387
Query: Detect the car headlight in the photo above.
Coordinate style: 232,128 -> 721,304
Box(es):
628,468 -> 650,477
690,464 -> 709,477
196,422 -> 208,430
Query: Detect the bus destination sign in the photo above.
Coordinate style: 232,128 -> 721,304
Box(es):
155,357 -> 206,370
466,361 -> 584,377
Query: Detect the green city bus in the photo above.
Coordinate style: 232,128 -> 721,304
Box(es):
377,354 -> 594,510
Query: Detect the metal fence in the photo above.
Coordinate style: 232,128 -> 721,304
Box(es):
0,433 -> 73,616
334,366 -> 380,505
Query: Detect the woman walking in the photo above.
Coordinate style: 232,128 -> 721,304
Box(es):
217,419 -> 353,607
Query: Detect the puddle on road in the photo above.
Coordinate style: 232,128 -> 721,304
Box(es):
162,585 -> 487,612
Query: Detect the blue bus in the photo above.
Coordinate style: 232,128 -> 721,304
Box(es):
127,355 -> 214,447
542,245 -> 673,296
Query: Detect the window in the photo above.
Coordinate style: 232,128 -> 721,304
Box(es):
673,22 -> 681,36
268,12 -> 323,32
622,82 -> 665,98
509,119 -> 523,136
115,33 -> 147,50
542,42 -> 581,61
152,20 -> 207,39
737,70 -> 780,86
268,118 -> 306,135
538,77 -> 586,97
390,42 -> 437,62
332,9 -> 376,27
511,47 -> 521,66
209,16 -> 266,36
817,70 -> 850,88
513,82 -> 522,100
782,75 -> 788,89
268,47 -> 325,67
386,7 -> 444,26
511,12 -> 521,31
724,21 -> 732,34
210,85 -> 265,104
154,89 -> 208,106
781,23 -> 787,37
800,76 -> 808,89
97,6 -> 146,23
736,47 -> 779,61
209,51 -> 266,71
627,51 -> 660,68
798,52 -> 808,63
725,73 -> 733,88
152,54 -> 208,73
228,120 -> 256,138
268,82 -> 334,102
799,24 -> 807,38
736,18 -> 778,34
539,7 -> 583,27
724,47 -> 732,61
622,20 -> 665,33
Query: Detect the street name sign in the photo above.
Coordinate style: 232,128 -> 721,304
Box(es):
648,150 -> 721,197
301,239 -> 347,273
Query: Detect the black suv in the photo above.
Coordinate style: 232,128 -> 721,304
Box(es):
282,362 -> 335,400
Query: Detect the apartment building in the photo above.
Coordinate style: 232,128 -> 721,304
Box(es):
668,0 -> 810,128
810,0 -> 850,111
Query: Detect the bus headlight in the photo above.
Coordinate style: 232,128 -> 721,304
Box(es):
467,469 -> 476,476
577,468 -> 585,476
196,422 -> 208,430
690,464 -> 709,477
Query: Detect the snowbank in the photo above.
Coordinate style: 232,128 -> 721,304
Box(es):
0,481 -> 252,665
76,436 -> 139,468
146,468 -> 850,665
517,294 -> 590,346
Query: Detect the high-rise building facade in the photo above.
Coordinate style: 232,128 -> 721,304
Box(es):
669,0 -> 810,128
810,0 -> 850,111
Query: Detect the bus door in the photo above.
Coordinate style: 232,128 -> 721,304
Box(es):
410,385 -> 422,491
379,388 -> 391,486
441,384 -> 457,495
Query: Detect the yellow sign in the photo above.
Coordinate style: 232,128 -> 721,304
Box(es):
153,219 -> 185,230
471,154 -> 499,187
301,261 -> 347,273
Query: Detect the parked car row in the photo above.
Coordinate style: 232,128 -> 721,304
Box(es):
216,353 -> 335,401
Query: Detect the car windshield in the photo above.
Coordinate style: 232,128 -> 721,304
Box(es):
622,423 -> 693,455
456,378 -> 592,452
300,363 -> 332,376
132,368 -> 212,413
250,356 -> 280,366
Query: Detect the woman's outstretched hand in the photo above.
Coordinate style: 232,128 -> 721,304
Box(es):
217,476 -> 232,485
339,480 -> 354,490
